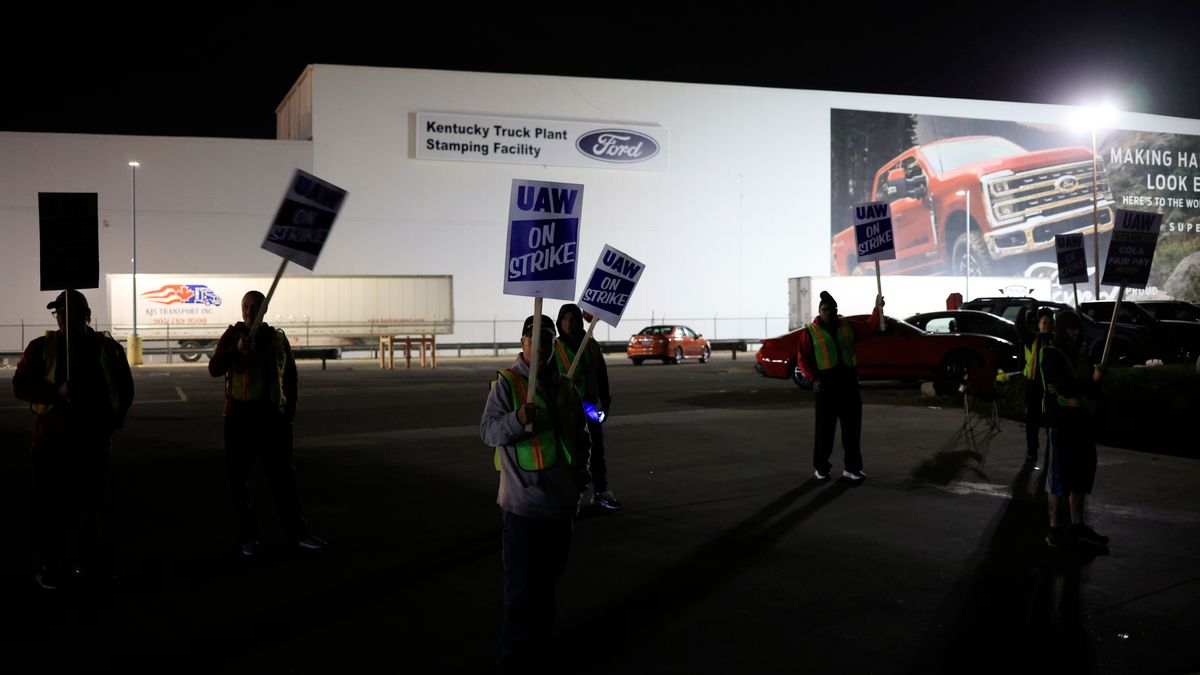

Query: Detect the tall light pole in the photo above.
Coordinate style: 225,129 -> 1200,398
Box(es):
129,161 -> 142,365
955,188 -> 971,300
1091,127 -> 1100,299
1071,105 -> 1116,299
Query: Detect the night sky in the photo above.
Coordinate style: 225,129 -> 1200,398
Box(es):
4,10 -> 1198,139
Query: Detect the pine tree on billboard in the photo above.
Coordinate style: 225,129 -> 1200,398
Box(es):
830,110 -> 917,271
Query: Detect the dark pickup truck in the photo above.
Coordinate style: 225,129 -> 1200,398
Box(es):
1079,301 -> 1200,364
962,296 -> 1154,367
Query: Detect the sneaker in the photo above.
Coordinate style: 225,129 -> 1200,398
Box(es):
1045,527 -> 1067,548
1072,524 -> 1109,546
240,540 -> 261,557
814,469 -> 831,481
296,536 -> 327,551
34,567 -> 61,591
841,469 -> 866,482
592,491 -> 623,510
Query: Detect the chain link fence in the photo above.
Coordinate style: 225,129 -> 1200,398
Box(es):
1,315 -> 789,362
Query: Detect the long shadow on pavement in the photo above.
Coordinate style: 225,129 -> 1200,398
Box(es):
560,478 -> 854,672
908,399 -> 1003,487
909,459 -> 1104,674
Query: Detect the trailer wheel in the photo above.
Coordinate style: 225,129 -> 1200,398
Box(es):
179,341 -> 203,363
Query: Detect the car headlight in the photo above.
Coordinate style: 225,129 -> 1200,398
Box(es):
998,203 -> 1014,217
991,181 -> 1009,195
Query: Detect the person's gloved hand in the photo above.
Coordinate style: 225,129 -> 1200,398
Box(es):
516,402 -> 538,426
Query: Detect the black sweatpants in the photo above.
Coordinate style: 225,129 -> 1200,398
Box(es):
224,403 -> 311,544
33,442 -> 109,575
587,418 -> 607,493
1025,381 -> 1046,454
813,372 -> 863,474
500,510 -> 573,658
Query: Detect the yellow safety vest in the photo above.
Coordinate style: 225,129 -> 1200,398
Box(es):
1023,334 -> 1049,379
807,321 -> 856,370
225,328 -> 289,407
493,368 -> 580,472
552,338 -> 600,403
31,330 -> 124,416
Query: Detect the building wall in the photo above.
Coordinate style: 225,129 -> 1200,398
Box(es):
4,66 -> 1199,349
302,65 -> 1200,342
0,132 -> 312,347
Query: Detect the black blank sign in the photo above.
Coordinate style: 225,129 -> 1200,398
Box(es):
38,192 -> 99,290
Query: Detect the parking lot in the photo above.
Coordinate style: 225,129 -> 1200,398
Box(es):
1,354 -> 1197,673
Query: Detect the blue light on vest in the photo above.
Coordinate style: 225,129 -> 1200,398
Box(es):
583,401 -> 607,424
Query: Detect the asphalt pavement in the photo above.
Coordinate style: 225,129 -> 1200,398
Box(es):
1,353 -> 1196,673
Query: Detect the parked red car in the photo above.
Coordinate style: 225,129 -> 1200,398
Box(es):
627,325 -> 711,365
755,315 -> 1010,388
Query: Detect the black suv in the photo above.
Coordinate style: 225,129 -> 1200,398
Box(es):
1137,300 -> 1200,323
962,297 -> 1153,367
1079,301 -> 1200,364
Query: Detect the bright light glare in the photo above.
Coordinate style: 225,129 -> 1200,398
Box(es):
1069,104 -> 1118,130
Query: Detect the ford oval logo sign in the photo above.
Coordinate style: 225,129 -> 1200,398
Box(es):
1055,175 -> 1079,192
577,129 -> 659,163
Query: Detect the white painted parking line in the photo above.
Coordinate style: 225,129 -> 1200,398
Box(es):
938,480 -> 1198,525
134,386 -> 195,405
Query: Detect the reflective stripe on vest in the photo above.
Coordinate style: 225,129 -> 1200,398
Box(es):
553,338 -> 599,402
225,328 -> 288,407
807,321 -> 856,370
30,331 -> 58,415
498,368 -> 561,471
32,330 -> 123,416
1023,335 -> 1047,379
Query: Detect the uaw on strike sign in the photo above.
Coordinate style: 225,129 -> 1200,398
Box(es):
262,170 -> 348,270
504,179 -> 584,300
1101,209 -> 1164,289
1054,233 -> 1089,285
578,245 -> 645,326
852,201 -> 896,263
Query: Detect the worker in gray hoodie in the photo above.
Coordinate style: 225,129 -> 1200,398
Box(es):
481,314 -> 591,670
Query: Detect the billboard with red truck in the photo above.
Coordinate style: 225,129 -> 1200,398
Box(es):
831,110 -> 1200,303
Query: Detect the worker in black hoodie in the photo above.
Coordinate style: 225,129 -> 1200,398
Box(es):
553,304 -> 619,510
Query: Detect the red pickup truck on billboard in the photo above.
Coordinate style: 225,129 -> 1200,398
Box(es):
832,136 -> 1115,277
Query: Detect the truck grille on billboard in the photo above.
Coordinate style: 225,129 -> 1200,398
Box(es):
987,160 -> 1109,222
1030,210 -> 1114,245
